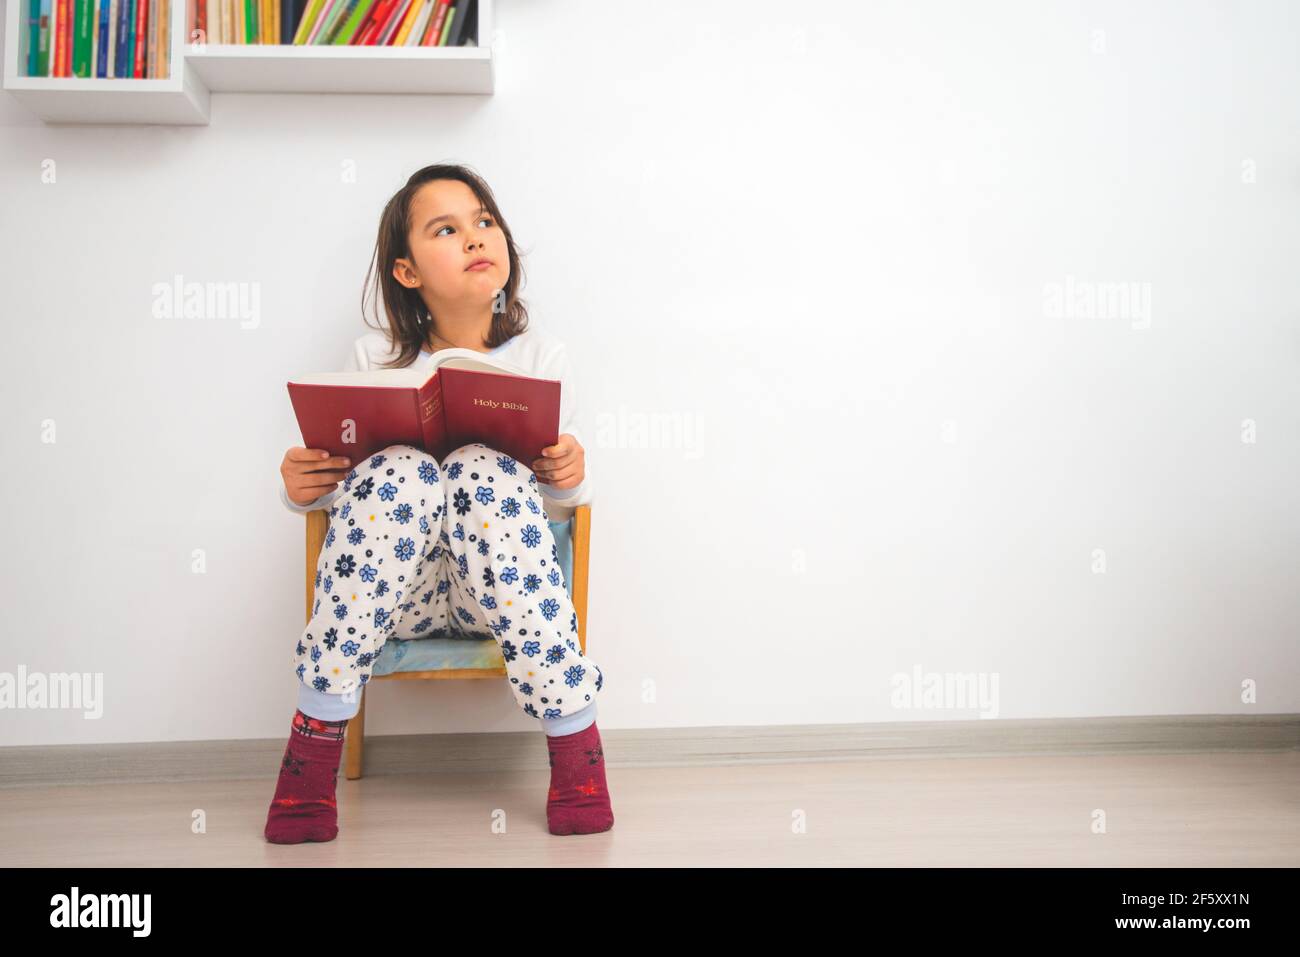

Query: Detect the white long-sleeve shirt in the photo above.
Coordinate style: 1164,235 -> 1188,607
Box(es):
281,323 -> 594,518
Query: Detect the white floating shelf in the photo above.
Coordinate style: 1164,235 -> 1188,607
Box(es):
3,0 -> 493,125
186,40 -> 491,94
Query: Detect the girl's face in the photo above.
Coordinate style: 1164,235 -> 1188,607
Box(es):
395,179 -> 509,309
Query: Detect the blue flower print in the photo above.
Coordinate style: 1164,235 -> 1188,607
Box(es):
310,645 -> 321,662
418,514 -> 430,534
523,574 -> 541,594
540,598 -> 560,621
526,499 -> 541,515
500,640 -> 517,662
360,563 -> 377,583
395,537 -> 415,561
313,676 -> 331,692
482,566 -> 495,588
501,497 -> 521,518
334,554 -> 356,577
323,575 -> 333,595
477,539 -> 490,556
394,502 -> 413,524
543,708 -> 563,719
563,664 -> 586,688
548,569 -> 562,587
452,522 -> 465,541
333,604 -> 348,621
340,502 -> 352,520
418,460 -> 438,484
479,594 -> 497,610
455,606 -> 476,626
453,488 -> 472,515
373,607 -> 390,631
521,524 -> 542,548
496,455 -> 517,475
378,481 -> 398,502
500,566 -> 519,585
369,453 -> 387,469
322,628 -> 338,651
341,640 -> 360,657
375,579 -> 389,597
524,703 -> 539,719
324,527 -> 336,549
351,476 -> 375,500
523,640 -> 540,657
475,485 -> 495,506
347,527 -> 366,546
446,462 -> 463,480
519,682 -> 534,696
546,644 -> 566,664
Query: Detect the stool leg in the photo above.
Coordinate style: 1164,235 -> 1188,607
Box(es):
344,691 -> 366,780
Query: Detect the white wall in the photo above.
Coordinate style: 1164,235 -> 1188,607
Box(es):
1,0 -> 1296,746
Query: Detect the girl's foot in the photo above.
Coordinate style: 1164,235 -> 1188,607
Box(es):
264,710 -> 348,844
545,720 -> 615,835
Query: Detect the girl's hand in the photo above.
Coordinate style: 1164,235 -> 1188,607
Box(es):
282,446 -> 352,506
532,433 -> 585,490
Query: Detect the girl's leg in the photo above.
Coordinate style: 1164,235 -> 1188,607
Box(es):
292,444 -> 446,703
268,444 -> 446,845
438,442 -> 604,720
438,442 -> 613,835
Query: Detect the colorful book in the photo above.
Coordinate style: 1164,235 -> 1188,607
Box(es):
287,350 -> 562,469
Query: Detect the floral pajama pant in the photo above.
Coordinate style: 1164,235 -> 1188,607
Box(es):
292,442 -> 603,723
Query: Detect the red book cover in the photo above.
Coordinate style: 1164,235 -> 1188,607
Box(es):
286,352 -> 561,468
133,0 -> 148,77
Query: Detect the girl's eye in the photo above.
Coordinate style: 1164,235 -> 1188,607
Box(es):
436,217 -> 494,237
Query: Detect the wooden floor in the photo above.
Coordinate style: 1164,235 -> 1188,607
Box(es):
2,750 -> 1297,866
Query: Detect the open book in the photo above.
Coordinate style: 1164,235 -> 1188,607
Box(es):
287,348 -> 562,468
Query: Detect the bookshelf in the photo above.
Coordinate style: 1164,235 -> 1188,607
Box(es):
2,0 -> 493,125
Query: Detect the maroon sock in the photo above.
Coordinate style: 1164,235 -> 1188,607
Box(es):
545,720 -> 615,835
264,710 -> 348,844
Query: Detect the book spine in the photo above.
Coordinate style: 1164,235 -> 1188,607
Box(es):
420,0 -> 445,45
376,0 -> 409,45
417,372 -> 449,460
292,0 -> 321,43
95,0 -> 109,75
36,0 -> 52,76
437,1 -> 452,45
57,0 -> 72,75
28,0 -> 41,75
331,0 -> 370,44
132,0 -> 147,76
392,0 -> 422,46
145,0 -> 155,77
71,0 -> 89,77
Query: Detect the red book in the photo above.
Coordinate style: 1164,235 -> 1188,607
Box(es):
287,349 -> 561,467
56,0 -> 70,75
133,0 -> 149,78
355,0 -> 395,44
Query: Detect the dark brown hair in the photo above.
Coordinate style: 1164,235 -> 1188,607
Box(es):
362,164 -> 529,369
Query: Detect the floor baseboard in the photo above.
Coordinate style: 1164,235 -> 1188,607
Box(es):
2,713 -> 1296,789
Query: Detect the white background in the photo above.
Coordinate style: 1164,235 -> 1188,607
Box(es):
1,0 -> 1296,745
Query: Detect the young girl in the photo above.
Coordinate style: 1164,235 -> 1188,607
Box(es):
264,164 -> 613,844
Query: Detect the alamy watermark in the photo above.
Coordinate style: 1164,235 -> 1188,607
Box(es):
0,665 -> 103,719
